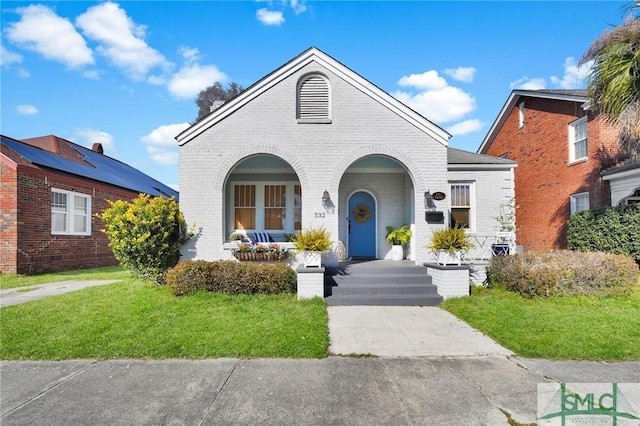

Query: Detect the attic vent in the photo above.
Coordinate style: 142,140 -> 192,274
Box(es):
91,143 -> 104,154
297,74 -> 331,123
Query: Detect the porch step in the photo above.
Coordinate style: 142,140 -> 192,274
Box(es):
324,260 -> 443,306
324,294 -> 443,306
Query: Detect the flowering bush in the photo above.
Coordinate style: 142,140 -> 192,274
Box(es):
231,243 -> 289,261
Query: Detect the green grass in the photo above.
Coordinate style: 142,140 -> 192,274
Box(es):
0,266 -> 130,290
442,286 -> 640,361
0,279 -> 329,360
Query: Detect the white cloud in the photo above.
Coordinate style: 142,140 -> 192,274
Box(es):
5,4 -> 93,69
76,2 -> 170,80
510,77 -> 547,90
168,64 -> 228,99
290,0 -> 307,14
395,69 -> 477,123
398,70 -> 447,90
141,123 -> 190,165
551,57 -> 591,89
257,8 -> 285,26
16,104 -> 38,115
446,119 -> 483,136
1,43 -> 23,67
73,128 -> 115,151
444,67 -> 476,83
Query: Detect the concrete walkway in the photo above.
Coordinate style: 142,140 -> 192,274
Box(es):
2,357 -> 639,425
328,305 -> 512,357
0,280 -> 121,307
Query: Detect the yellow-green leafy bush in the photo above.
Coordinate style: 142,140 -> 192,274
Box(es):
166,260 -> 296,296
98,194 -> 192,283
487,250 -> 639,298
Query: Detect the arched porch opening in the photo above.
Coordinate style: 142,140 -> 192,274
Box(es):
338,155 -> 416,261
223,154 -> 302,242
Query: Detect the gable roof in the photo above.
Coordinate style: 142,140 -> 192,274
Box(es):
1,134 -> 178,199
447,147 -> 517,170
478,89 -> 589,154
176,47 -> 451,147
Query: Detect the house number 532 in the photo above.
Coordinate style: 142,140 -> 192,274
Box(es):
314,212 -> 326,218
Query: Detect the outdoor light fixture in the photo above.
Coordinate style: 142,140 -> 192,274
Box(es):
424,190 -> 436,211
322,190 -> 331,206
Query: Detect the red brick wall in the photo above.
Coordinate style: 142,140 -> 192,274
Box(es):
483,97 -> 618,252
1,162 -> 18,273
4,166 -> 141,274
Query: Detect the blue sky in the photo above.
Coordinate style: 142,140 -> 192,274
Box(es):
1,1 -> 629,190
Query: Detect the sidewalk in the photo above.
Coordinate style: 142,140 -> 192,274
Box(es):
2,357 -> 639,425
0,280 -> 121,308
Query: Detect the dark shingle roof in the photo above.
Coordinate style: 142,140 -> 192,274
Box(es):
448,147 -> 516,165
1,135 -> 178,199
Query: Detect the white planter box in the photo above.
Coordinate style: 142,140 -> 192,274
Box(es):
302,251 -> 322,268
434,250 -> 463,266
390,245 -> 404,261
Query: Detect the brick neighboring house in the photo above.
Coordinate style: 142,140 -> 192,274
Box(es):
1,134 -> 178,274
478,89 -> 623,252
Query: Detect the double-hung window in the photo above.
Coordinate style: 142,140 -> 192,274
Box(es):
450,183 -> 474,231
569,117 -> 588,162
570,192 -> 590,214
51,189 -> 91,235
232,183 -> 301,232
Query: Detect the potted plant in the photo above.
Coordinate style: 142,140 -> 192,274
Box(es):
492,198 -> 516,255
292,226 -> 333,267
385,224 -> 412,261
427,225 -> 474,265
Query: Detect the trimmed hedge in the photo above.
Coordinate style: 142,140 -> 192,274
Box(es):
567,204 -> 640,264
165,260 -> 296,296
487,251 -> 639,298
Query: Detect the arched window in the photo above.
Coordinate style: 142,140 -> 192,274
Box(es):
297,74 -> 331,122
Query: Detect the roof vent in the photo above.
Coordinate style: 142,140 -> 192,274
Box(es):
92,143 -> 104,154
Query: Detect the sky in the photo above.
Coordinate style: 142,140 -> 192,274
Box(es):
0,0 -> 630,190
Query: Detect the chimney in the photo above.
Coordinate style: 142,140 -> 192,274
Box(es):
91,143 -> 104,154
209,100 -> 225,112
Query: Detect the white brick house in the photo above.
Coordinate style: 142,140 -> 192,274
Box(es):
177,47 -> 516,267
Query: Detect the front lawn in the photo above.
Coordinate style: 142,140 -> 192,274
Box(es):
442,287 -> 640,361
0,279 -> 328,360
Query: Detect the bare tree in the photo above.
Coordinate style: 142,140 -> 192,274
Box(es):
194,82 -> 244,122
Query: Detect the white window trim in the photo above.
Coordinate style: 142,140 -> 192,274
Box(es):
568,116 -> 588,163
570,192 -> 590,215
51,188 -> 92,236
518,101 -> 525,129
229,181 -> 300,233
449,181 -> 476,233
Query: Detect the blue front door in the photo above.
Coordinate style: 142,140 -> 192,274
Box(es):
348,191 -> 376,259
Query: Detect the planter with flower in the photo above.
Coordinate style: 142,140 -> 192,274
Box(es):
385,224 -> 412,261
427,225 -> 474,266
232,242 -> 290,262
292,226 -> 333,267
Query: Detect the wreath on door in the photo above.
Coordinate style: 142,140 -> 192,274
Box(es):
353,204 -> 371,224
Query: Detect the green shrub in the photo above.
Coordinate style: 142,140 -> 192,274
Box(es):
568,204 -> 640,264
166,260 -> 296,296
98,194 -> 192,284
487,250 -> 639,298
292,227 -> 333,253
427,225 -> 474,253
